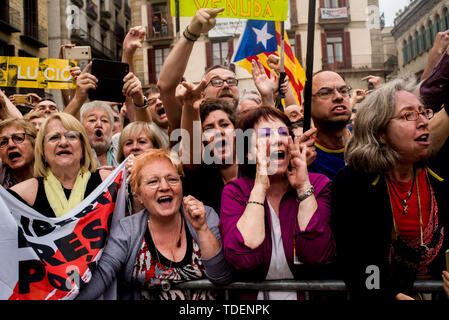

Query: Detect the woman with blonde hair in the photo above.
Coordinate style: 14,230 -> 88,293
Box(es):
8,113 -> 109,218
77,148 -> 232,300
117,121 -> 163,215
23,111 -> 46,131
332,76 -> 449,300
116,121 -> 163,163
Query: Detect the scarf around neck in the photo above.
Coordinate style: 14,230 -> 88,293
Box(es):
43,168 -> 91,217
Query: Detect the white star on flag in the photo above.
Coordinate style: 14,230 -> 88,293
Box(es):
251,23 -> 274,49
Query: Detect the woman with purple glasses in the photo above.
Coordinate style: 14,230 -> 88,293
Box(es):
219,106 -> 335,300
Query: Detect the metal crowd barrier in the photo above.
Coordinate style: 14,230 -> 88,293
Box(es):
170,279 -> 445,300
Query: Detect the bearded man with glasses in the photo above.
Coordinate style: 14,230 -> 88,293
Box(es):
200,65 -> 240,110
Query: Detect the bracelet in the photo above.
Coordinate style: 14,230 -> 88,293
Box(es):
185,25 -> 200,40
247,200 -> 264,207
296,186 -> 315,203
183,26 -> 200,42
183,29 -> 196,42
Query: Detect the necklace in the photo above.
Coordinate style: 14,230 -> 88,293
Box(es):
148,214 -> 184,265
386,168 -> 416,215
415,174 -> 429,254
387,172 -> 429,254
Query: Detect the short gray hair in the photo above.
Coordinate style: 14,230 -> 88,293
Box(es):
345,74 -> 418,174
80,101 -> 114,127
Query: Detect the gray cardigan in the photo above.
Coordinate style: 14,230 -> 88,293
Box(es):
77,205 -> 233,300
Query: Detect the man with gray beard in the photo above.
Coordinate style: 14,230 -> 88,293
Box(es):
80,101 -> 118,167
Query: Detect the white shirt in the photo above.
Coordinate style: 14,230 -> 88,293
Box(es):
257,201 -> 296,300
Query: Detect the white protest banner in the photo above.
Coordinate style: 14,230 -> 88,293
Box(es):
0,161 -> 127,300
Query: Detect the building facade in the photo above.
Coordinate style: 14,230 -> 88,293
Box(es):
294,0 -> 395,90
391,0 -> 449,80
47,0 -> 130,105
130,0 -> 397,96
0,0 -> 49,96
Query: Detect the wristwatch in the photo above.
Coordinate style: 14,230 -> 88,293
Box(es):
134,96 -> 148,109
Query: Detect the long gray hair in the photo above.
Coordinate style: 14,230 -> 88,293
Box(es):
345,74 -> 419,174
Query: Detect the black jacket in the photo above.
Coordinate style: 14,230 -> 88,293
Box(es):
331,143 -> 449,300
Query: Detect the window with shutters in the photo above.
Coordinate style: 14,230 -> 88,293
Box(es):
0,39 -> 14,56
426,21 -> 433,49
414,31 -> 420,56
402,40 -> 408,65
23,0 -> 38,39
212,40 -> 228,66
148,46 -> 171,83
205,38 -> 234,69
321,31 -> 351,70
430,20 -> 436,45
420,26 -> 426,55
323,0 -> 346,8
436,14 -> 442,33
327,36 -> 344,64
154,46 -> 170,80
408,35 -> 414,60
147,1 -> 173,39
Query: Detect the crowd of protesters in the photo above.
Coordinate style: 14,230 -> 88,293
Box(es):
1,8 -> 449,301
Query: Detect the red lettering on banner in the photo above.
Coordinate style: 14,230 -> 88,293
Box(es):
9,172 -> 123,300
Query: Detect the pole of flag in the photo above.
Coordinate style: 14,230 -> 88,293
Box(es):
275,21 -> 286,112
175,0 -> 180,40
303,0 -> 317,131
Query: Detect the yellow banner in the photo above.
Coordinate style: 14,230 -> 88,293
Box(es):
0,57 -> 77,90
170,0 -> 288,21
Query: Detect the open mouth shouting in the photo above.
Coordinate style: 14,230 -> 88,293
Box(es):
414,133 -> 430,146
157,195 -> 174,209
95,129 -> 103,138
156,107 -> 166,116
331,105 -> 348,115
8,151 -> 22,162
56,149 -> 73,156
269,150 -> 286,161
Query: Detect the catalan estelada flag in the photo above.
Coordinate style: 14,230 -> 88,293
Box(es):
232,20 -> 306,105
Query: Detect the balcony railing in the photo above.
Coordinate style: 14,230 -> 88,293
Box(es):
322,54 -> 398,71
71,0 -> 84,8
86,0 -> 98,20
319,7 -> 350,24
170,279 -> 445,300
124,2 -> 131,19
20,23 -> 47,47
114,22 -> 125,39
147,23 -> 173,41
70,28 -> 115,60
0,4 -> 21,34
100,19 -> 110,31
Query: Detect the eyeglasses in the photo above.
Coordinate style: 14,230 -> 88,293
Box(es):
391,109 -> 434,121
312,85 -> 352,99
148,96 -> 161,105
257,127 -> 289,137
45,131 -> 81,144
0,133 -> 35,149
207,78 -> 239,88
142,174 -> 181,189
